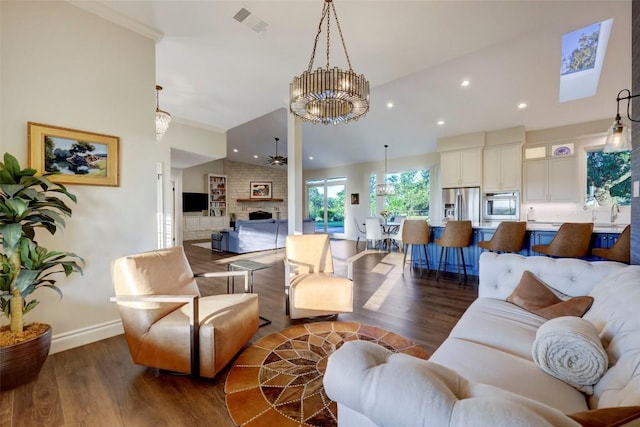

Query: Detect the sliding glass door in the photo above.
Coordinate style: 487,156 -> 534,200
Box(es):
307,177 -> 346,236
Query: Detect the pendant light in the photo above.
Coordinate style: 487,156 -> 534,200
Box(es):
376,145 -> 395,196
604,89 -> 638,152
289,0 -> 369,125
155,85 -> 172,142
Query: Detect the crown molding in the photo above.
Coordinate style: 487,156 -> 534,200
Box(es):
66,1 -> 164,41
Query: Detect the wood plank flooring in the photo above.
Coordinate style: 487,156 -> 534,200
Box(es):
1,239 -> 478,427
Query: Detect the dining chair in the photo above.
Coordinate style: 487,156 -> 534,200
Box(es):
365,217 -> 384,250
531,222 -> 593,258
591,224 -> 630,263
111,246 -> 259,378
389,219 -> 406,251
353,217 -> 367,250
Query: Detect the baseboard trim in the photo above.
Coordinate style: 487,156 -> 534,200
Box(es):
50,319 -> 124,354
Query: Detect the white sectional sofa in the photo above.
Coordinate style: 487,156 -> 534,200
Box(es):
324,252 -> 640,426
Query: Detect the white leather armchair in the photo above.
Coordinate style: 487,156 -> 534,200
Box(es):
284,234 -> 353,319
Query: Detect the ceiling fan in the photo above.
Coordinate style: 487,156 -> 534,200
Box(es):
266,137 -> 287,166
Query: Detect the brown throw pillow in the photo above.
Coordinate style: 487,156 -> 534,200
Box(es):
506,271 -> 594,319
568,406 -> 640,427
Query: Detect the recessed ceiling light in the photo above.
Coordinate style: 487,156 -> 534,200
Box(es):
253,155 -> 258,159
518,102 -> 528,109
386,102 -> 394,109
233,148 -> 238,153
460,79 -> 470,87
437,120 -> 445,126
309,156 -> 314,160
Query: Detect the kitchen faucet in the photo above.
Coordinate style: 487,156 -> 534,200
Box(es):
611,203 -> 620,223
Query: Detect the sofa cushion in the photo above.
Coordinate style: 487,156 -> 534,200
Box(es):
325,341 -> 584,427
479,252 -> 626,300
507,271 -> 594,319
430,337 -> 589,414
582,266 -> 640,409
447,298 -> 546,359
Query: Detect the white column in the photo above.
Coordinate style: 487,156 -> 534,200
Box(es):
287,112 -> 303,234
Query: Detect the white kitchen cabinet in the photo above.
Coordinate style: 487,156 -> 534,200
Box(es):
440,148 -> 482,188
483,144 -> 521,191
523,156 -> 577,202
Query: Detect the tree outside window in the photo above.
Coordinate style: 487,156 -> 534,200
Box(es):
370,170 -> 430,218
585,150 -> 630,207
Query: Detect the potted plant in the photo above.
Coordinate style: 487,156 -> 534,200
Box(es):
0,153 -> 84,390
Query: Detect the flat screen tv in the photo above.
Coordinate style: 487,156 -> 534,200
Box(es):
182,192 -> 208,212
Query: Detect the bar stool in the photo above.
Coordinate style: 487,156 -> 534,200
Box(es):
435,220 -> 472,283
531,222 -> 593,258
402,220 -> 430,273
478,222 -> 527,253
591,224 -> 630,263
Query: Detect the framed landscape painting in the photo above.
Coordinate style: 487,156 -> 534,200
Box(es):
28,122 -> 119,186
250,181 -> 272,199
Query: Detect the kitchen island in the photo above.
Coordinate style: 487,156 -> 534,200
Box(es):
412,221 -> 627,277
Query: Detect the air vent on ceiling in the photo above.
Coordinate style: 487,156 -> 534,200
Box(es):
233,8 -> 251,23
232,8 -> 268,33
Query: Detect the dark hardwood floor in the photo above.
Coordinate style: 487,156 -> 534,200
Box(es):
1,239 -> 478,427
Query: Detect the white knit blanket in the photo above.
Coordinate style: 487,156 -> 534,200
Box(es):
532,316 -> 608,395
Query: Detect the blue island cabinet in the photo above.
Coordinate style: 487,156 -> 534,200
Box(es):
410,226 -> 623,278
412,226 -> 481,276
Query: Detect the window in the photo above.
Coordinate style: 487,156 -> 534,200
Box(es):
307,177 -> 346,234
559,19 -> 613,103
585,149 -> 630,207
370,170 -> 430,218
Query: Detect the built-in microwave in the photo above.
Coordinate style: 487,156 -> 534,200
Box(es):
483,192 -> 520,221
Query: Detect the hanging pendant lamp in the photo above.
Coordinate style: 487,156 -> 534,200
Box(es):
376,145 -> 395,196
289,0 -> 369,125
155,85 -> 172,142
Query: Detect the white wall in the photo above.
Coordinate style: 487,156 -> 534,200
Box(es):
182,159 -> 224,193
0,1 -> 157,352
160,122 -> 226,247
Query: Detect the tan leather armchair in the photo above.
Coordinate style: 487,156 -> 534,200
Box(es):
284,234 -> 353,319
111,246 -> 259,378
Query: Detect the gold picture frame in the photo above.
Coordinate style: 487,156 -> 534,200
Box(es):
28,122 -> 119,187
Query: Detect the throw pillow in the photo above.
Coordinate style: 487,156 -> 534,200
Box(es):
507,271 -> 594,319
568,406 -> 640,427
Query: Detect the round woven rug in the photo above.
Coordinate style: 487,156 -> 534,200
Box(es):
224,321 -> 429,427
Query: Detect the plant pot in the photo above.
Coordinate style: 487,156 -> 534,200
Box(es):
0,324 -> 52,391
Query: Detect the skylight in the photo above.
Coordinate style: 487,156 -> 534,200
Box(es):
559,19 -> 613,103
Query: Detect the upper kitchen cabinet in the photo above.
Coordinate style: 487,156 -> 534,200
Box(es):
523,142 -> 578,202
441,148 -> 482,188
483,144 -> 522,191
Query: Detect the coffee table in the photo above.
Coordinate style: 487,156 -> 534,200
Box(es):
227,259 -> 272,327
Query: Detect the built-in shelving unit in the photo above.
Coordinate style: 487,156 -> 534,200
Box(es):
209,174 -> 227,217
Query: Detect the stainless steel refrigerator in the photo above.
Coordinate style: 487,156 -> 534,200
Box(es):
442,187 -> 481,225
